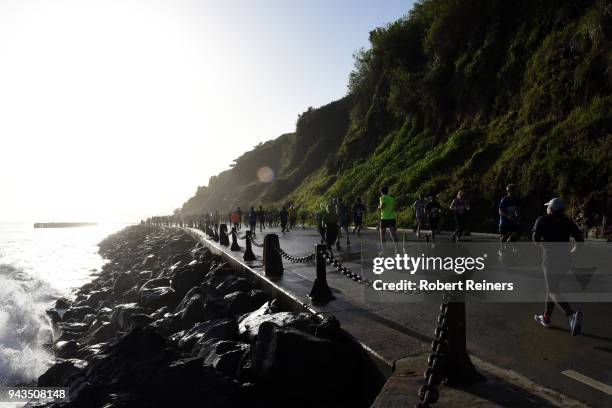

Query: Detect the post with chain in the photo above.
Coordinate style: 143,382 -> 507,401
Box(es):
243,231 -> 256,262
219,223 -> 230,246
230,227 -> 241,251
443,293 -> 484,386
213,224 -> 220,242
263,234 -> 283,278
309,244 -> 335,303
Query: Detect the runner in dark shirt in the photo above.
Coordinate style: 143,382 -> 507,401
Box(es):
279,206 -> 289,234
351,197 -> 366,237
532,198 -> 584,336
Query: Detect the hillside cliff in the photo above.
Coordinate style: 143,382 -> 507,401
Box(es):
181,0 -> 612,236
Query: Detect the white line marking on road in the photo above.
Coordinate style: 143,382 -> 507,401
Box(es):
562,370 -> 612,396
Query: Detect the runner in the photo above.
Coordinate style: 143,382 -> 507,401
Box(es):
413,194 -> 427,239
322,203 -> 339,251
351,197 -> 366,236
425,194 -> 441,243
247,206 -> 258,237
257,206 -> 266,232
316,203 -> 327,243
299,209 -> 307,228
378,186 -> 398,244
288,205 -> 297,230
279,206 -> 289,234
532,198 -> 584,336
450,190 -> 470,242
336,197 -> 351,247
230,209 -> 240,231
236,207 -> 243,230
499,184 -> 522,249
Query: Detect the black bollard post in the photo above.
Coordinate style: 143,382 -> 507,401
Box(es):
443,296 -> 485,386
219,224 -> 230,246
213,224 -> 220,242
230,227 -> 241,251
243,231 -> 256,262
263,234 -> 283,277
309,244 -> 335,303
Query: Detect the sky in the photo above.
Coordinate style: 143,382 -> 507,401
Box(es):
0,0 -> 413,222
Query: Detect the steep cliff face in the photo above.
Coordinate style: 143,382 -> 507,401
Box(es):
182,0 -> 612,236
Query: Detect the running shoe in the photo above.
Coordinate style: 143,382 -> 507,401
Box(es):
569,311 -> 582,336
534,314 -> 551,327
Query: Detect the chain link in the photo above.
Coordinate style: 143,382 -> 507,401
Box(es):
415,292 -> 450,407
271,241 -> 316,263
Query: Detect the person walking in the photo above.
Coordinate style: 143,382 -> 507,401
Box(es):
450,190 -> 470,242
378,186 -> 398,244
413,194 -> 427,239
236,207 -> 243,230
288,205 -> 297,230
248,206 -> 258,237
533,198 -> 584,336
351,197 -> 366,237
336,197 -> 351,247
257,206 -> 266,232
299,209 -> 307,228
425,194 -> 441,243
279,206 -> 289,234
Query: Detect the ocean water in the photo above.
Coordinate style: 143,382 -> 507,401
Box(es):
0,222 -> 127,388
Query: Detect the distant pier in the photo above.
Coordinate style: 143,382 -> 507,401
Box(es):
33,222 -> 98,228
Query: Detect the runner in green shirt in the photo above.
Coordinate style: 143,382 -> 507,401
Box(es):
378,186 -> 398,244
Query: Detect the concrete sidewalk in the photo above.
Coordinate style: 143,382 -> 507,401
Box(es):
188,226 -> 606,407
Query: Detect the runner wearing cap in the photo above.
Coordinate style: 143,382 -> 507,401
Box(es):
425,194 -> 441,243
532,197 -> 584,336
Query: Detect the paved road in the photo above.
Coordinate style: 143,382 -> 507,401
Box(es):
241,225 -> 612,407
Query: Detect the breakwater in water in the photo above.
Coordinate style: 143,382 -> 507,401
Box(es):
38,225 -> 380,407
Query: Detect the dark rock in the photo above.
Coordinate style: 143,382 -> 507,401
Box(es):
138,286 -> 178,310
110,303 -> 147,330
252,322 -> 355,405
54,340 -> 80,359
139,277 -> 170,291
180,294 -> 205,329
198,339 -> 250,377
120,286 -> 139,303
130,313 -> 153,328
142,254 -> 158,269
248,290 -> 272,310
113,273 -> 135,295
55,298 -> 71,310
174,286 -> 202,313
215,277 -> 252,296
225,291 -> 257,317
38,359 -> 87,386
82,322 -> 116,344
62,306 -> 95,321
46,309 -> 61,324
202,297 -> 230,320
170,264 -> 207,299
315,315 -> 343,341
85,289 -> 112,307
239,311 -> 316,340
177,318 -> 239,351
148,314 -> 183,337
57,321 -> 89,333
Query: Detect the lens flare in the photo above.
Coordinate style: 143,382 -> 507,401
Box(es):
257,166 -> 275,183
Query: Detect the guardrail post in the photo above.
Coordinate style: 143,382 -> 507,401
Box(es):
443,297 -> 484,386
309,244 -> 335,303
263,234 -> 283,277
230,227 -> 241,251
219,223 -> 230,246
243,231 -> 256,262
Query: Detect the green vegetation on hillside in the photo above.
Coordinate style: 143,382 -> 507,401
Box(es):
181,0 -> 612,237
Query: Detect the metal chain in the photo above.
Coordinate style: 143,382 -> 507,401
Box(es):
250,236 -> 264,248
320,248 -> 372,286
415,292 -> 450,407
271,241 -> 316,263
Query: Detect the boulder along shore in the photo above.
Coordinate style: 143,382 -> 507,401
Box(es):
37,225 -> 379,408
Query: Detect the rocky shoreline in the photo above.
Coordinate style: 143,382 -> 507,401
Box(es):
36,225 -> 378,407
